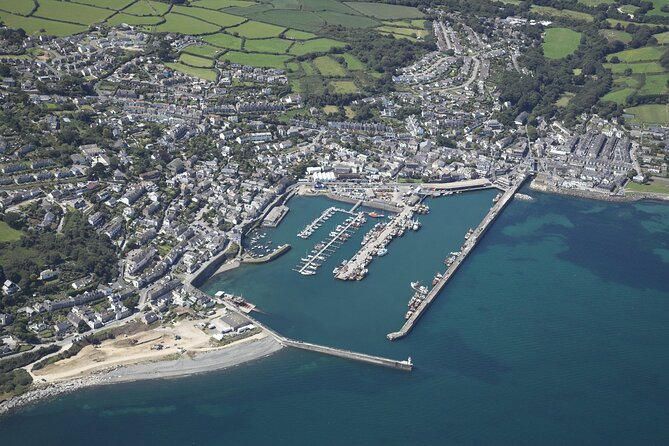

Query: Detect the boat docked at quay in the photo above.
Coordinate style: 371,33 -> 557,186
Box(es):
405,281 -> 430,319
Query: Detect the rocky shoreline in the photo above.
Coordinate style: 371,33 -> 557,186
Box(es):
0,335 -> 283,417
0,372 -> 113,416
529,181 -> 669,203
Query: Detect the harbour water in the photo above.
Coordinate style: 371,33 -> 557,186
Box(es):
2,190 -> 669,445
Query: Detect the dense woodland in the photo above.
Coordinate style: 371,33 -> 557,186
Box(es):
0,212 -> 118,309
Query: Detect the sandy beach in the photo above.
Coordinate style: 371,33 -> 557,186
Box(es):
0,312 -> 283,416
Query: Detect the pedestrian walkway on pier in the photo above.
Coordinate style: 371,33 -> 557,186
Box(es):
295,212 -> 364,276
223,301 -> 413,372
387,173 -> 530,341
335,206 -> 414,281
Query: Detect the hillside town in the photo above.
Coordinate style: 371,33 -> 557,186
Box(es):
0,11 -> 667,359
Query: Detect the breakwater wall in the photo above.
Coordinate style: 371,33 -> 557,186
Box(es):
223,303 -> 412,372
241,244 -> 291,264
387,173 -> 530,341
281,339 -> 413,371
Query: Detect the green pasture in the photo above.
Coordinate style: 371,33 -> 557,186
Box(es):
33,0 -> 113,25
330,79 -> 358,93
183,43 -> 225,58
344,2 -> 424,19
0,221 -> 23,242
73,0 -> 135,10
0,0 -> 35,15
220,50 -> 291,68
289,38 -> 345,56
0,12 -> 87,35
599,29 -> 632,44
543,28 -> 582,59
226,20 -> 285,38
284,29 -> 318,40
607,46 -> 666,62
191,0 -> 256,9
172,5 -> 245,27
626,104 -> 669,124
179,53 -> 215,68
154,13 -> 220,34
531,5 -> 593,22
244,38 -> 293,54
313,55 -> 348,77
107,13 -> 164,26
202,32 -> 243,50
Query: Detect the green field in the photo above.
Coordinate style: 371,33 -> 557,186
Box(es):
226,20 -> 285,38
638,74 -> 669,95
604,61 -> 665,74
165,62 -> 218,81
648,0 -> 669,17
73,0 -> 135,9
602,87 -> 635,104
600,29 -> 632,44
626,104 -> 669,124
183,43 -> 224,58
0,0 -> 36,15
107,13 -> 164,26
543,28 -> 582,59
531,5 -> 593,22
625,178 -> 669,194
202,32 -> 243,50
172,5 -> 245,27
249,10 -> 325,32
33,0 -> 113,25
555,92 -> 575,107
244,38 -> 293,54
576,0 -> 615,5
608,46 -> 666,62
655,31 -> 669,44
303,0 -> 359,14
191,0 -> 256,8
341,53 -> 364,70
154,12 -> 220,34
270,0 -> 300,8
344,2 -> 423,19
330,79 -> 358,93
289,38 -> 345,56
313,55 -> 347,77
316,10 -> 378,27
378,30 -> 417,41
297,75 -> 326,95
179,53 -> 215,68
220,50 -> 291,68
123,1 -> 170,16
285,61 -> 300,73
301,61 -> 316,75
0,12 -> 87,35
377,25 -> 428,39
284,29 -> 318,40
0,221 -> 23,242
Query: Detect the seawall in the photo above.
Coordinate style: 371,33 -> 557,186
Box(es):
387,173 -> 530,341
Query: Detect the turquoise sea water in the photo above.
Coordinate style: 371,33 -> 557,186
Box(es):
2,190 -> 669,445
